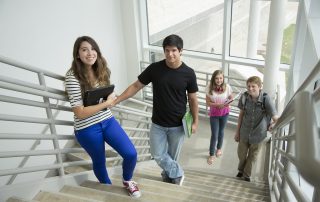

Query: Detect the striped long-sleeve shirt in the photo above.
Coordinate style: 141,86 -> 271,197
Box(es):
65,70 -> 113,130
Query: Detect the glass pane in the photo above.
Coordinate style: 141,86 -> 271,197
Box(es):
230,0 -> 271,60
230,0 -> 299,65
280,2 -> 299,64
146,0 -> 224,54
229,63 -> 264,89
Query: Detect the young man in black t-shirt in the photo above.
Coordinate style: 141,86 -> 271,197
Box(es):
115,34 -> 199,186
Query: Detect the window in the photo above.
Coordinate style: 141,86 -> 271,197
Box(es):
230,0 -> 298,65
146,0 -> 224,54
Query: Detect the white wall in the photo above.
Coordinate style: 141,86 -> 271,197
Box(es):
0,0 -> 130,92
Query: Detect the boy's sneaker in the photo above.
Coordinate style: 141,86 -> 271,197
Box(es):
243,176 -> 251,182
173,175 -> 185,186
236,172 -> 243,178
161,172 -> 172,183
123,180 -> 141,198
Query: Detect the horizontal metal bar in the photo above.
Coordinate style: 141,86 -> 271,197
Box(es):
0,114 -> 73,126
113,107 -> 152,118
272,133 -> 296,141
0,145 -> 150,158
135,146 -> 150,149
0,55 -> 65,80
130,137 -> 149,140
63,153 -> 151,168
128,98 -> 153,108
0,75 -> 65,95
0,148 -> 85,158
0,163 -> 62,176
115,105 -> 152,117
0,95 -> 71,112
0,133 -> 74,140
0,154 -> 149,176
122,126 -> 149,132
0,81 -> 67,101
115,115 -> 150,124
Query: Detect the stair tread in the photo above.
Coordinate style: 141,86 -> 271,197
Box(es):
6,196 -> 39,202
111,175 -> 269,202
67,150 -> 118,161
110,177 -> 231,202
33,190 -> 98,202
139,167 -> 269,191
184,168 -> 268,185
60,185 -> 147,202
64,166 -> 89,174
61,184 -> 190,202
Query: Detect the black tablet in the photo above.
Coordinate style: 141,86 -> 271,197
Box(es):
83,84 -> 115,107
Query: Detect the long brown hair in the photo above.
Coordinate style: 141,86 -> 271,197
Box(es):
67,36 -> 111,95
209,70 -> 226,95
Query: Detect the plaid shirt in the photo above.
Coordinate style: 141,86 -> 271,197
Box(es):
238,91 -> 277,144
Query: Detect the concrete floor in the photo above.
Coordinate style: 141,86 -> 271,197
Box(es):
179,116 -> 239,177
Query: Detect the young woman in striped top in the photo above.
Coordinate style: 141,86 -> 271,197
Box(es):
65,36 -> 141,198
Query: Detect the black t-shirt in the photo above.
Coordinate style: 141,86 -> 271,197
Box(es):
138,60 -> 198,127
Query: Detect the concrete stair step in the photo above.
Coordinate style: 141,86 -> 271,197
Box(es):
6,197 -> 39,202
183,172 -> 268,191
144,166 -> 268,189
140,167 -> 269,194
81,179 -> 193,202
67,150 -> 118,161
110,175 -> 236,202
64,165 -> 90,174
184,168 -> 268,187
60,185 -> 146,202
128,173 -> 267,202
33,190 -> 99,202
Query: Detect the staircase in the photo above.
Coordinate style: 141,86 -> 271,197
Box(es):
6,160 -> 270,202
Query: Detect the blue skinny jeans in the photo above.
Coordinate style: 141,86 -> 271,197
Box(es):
209,114 -> 229,156
75,117 -> 137,184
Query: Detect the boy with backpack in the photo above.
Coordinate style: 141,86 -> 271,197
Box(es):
234,76 -> 278,182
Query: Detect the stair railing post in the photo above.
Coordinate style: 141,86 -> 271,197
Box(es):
38,72 -> 64,176
313,187 -> 320,202
278,121 -> 295,201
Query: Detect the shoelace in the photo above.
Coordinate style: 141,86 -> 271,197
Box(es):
126,181 -> 138,191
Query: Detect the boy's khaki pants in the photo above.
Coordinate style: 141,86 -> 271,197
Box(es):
237,140 -> 263,177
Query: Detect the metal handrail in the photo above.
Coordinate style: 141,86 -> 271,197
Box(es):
0,55 -> 153,185
269,60 -> 320,202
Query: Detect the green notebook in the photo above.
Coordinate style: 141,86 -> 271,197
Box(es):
182,110 -> 193,138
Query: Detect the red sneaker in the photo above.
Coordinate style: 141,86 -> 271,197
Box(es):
123,180 -> 141,198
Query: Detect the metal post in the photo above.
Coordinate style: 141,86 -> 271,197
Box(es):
38,72 -> 64,176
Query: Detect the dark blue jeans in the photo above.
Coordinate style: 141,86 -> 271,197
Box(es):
209,114 -> 229,156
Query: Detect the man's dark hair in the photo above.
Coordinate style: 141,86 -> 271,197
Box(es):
162,34 -> 183,51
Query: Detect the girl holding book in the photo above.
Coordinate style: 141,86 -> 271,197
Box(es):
205,70 -> 233,165
65,36 -> 141,198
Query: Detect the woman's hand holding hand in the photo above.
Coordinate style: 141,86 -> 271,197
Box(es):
105,92 -> 117,108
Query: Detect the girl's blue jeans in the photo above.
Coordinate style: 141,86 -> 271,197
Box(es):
209,114 -> 229,156
75,117 -> 137,184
